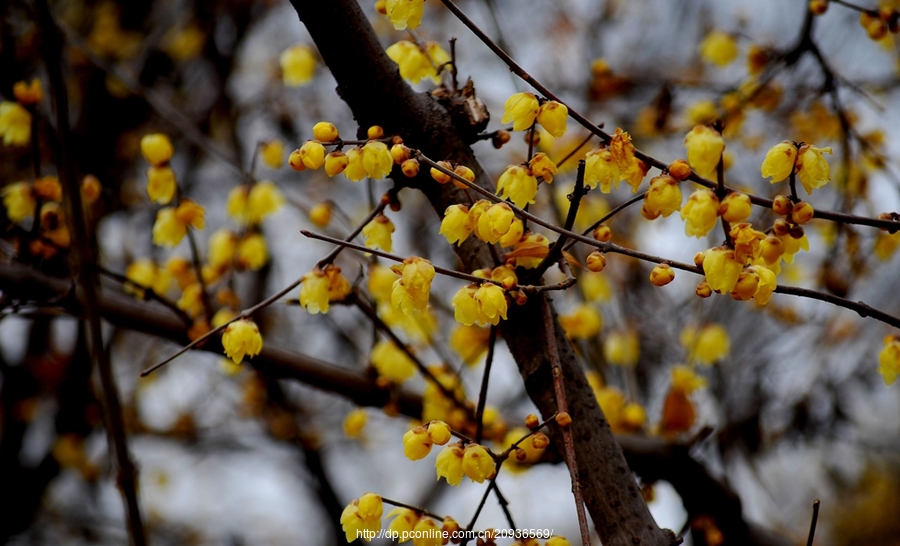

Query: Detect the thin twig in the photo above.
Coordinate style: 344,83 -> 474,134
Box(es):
806,499 -> 820,546
474,326 -> 497,443
530,159 -> 587,280
381,496 -> 445,521
542,298 -> 590,546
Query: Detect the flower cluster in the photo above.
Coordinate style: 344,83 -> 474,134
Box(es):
501,92 -> 568,137
583,128 -> 647,193
386,40 -> 450,85
0,79 -> 42,146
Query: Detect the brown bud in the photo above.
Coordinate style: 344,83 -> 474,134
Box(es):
790,201 -> 814,224
514,447 -> 528,462
789,224 -> 805,239
693,251 -> 705,269
586,251 -> 607,272
523,131 -> 540,146
555,412 -> 572,428
696,281 -> 712,298
649,264 -> 675,286
668,159 -> 692,181
772,218 -> 792,237
401,158 -> 420,177
593,224 -> 612,242
531,432 -> 550,449
492,130 -> 511,149
808,0 -> 828,15
772,195 -> 793,216
525,413 -> 540,429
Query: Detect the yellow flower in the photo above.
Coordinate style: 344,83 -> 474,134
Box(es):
683,125 -> 725,178
259,140 -> 284,169
386,41 -> 441,85
0,102 -> 32,146
671,365 -> 707,393
507,232 -> 550,269
340,493 -> 382,543
474,202 -> 516,244
1,182 -> 36,222
343,147 -> 368,181
474,283 -> 508,325
402,426 -> 433,460
451,285 -> 482,326
435,444 -> 465,485
343,408 -> 370,438
439,204 -> 473,245
604,329 -> 640,366
140,133 -> 174,166
207,228 -> 237,270
371,339 -> 417,383
501,92 -> 540,131
878,335 -> 900,386
719,192 -> 751,223
412,518 -> 441,546
760,141 -> 797,183
730,223 -> 766,264
680,324 -> 730,365
449,325 -> 491,366
368,264 -> 398,304
391,257 -> 435,316
680,190 -> 719,238
177,282 -> 205,318
537,101 -> 568,137
237,233 -> 268,270
528,153 -> 558,182
152,207 -> 185,247
299,140 -> 326,169
427,420 -> 452,445
496,165 -> 538,208
299,265 -> 350,314
462,444 -> 495,483
702,247 -> 742,293
228,181 -> 285,226
686,99 -> 719,126
280,44 -> 316,87
386,507 -> 419,539
125,259 -> 171,297
385,0 -> 424,30
499,218 -> 524,248
581,272 -> 612,303
559,304 -> 603,339
13,79 -> 43,105
146,166 -> 177,204
796,144 -> 832,194
584,147 -> 619,192
308,202 -> 332,227
699,31 -> 739,67
643,175 -> 682,218
362,141 -> 394,179
609,128 -> 646,192
221,319 -> 263,363
362,214 -> 395,251
778,232 -> 809,264
751,265 -> 777,305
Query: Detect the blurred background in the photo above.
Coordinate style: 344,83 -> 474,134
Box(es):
2,0 -> 900,544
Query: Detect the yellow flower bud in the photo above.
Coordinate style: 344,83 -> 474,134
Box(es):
391,257 -> 435,316
559,304 -> 602,339
260,140 -> 284,169
730,269 -> 760,301
703,247 -> 742,293
528,152 -> 558,183
13,79 -> 43,105
604,329 -> 640,366
427,420 -> 452,445
81,175 -> 102,205
699,30 -> 738,67
796,144 -> 832,194
452,165 -> 475,189
643,175 -> 682,218
0,102 -> 31,146
343,409 -> 367,438
312,121 -> 339,142
402,426 -> 433,460
140,133 -> 174,166
237,233 -> 268,270
362,141 -> 393,179
430,160 -> 452,183
435,444 -> 465,486
401,158 -> 420,177
299,140 -> 326,169
791,201 -> 815,224
308,202 -> 332,227
649,263 -> 675,286
719,192 -> 751,223
878,335 -> 900,386
323,151 -> 349,177
586,251 -> 606,272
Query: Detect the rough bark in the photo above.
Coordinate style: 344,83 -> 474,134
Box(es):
288,1 -> 676,544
